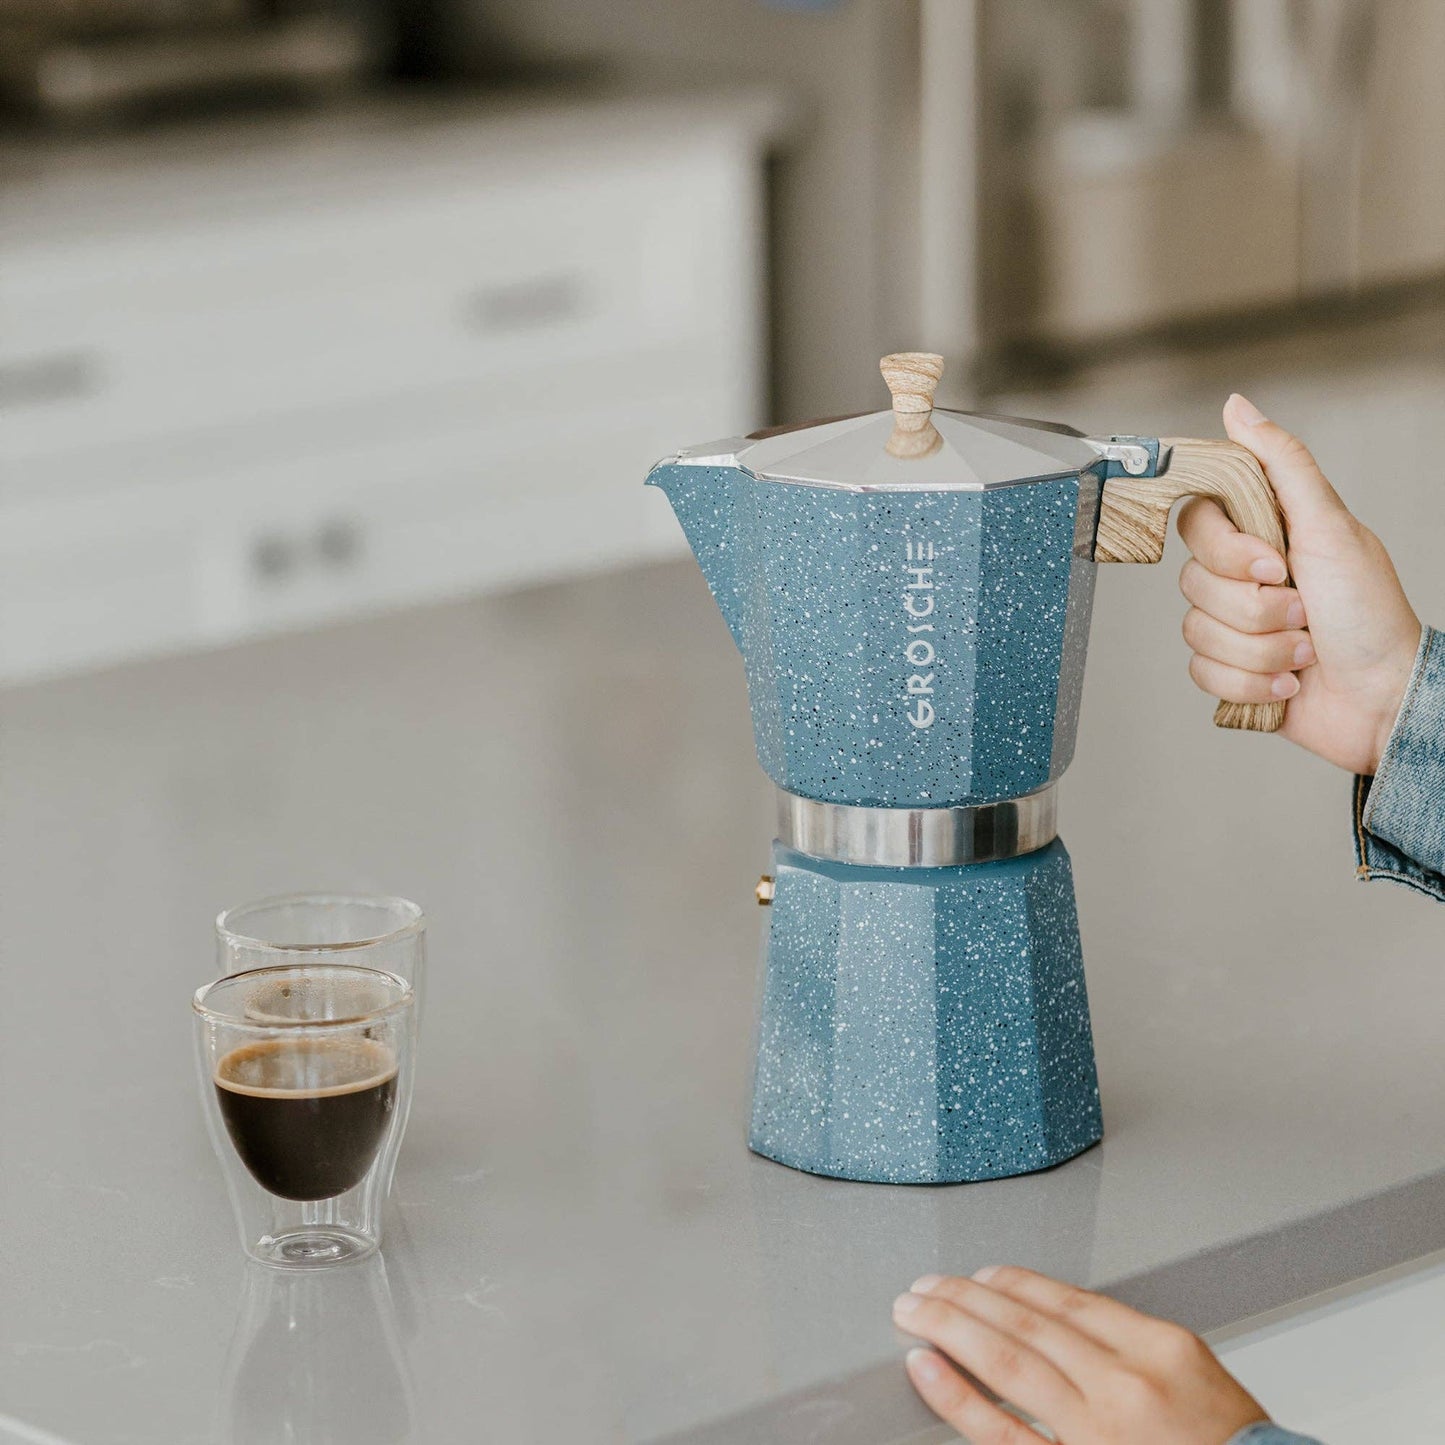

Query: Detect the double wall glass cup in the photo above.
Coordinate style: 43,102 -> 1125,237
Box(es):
194,964 -> 416,1268
216,894 -> 425,1004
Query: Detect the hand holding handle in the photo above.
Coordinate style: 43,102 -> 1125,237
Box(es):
1095,438 -> 1290,733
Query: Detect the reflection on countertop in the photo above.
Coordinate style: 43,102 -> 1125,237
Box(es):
217,1255 -> 414,1445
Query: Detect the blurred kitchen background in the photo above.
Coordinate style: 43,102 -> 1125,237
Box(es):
1,0 -> 1443,683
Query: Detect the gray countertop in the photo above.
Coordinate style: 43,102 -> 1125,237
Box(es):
3,536 -> 1443,1443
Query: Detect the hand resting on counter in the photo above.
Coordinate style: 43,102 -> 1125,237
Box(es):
892,1266 -> 1321,1445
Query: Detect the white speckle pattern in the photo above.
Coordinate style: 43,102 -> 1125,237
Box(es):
750,840 -> 1102,1183
647,455 -> 1107,1184
649,464 -> 1096,807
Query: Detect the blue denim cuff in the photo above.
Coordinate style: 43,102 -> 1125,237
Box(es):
1354,625 -> 1445,901
1227,1426 -> 1326,1445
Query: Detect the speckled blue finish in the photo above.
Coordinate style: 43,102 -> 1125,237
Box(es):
647,435 -> 1121,1184
750,840 -> 1102,1183
647,463 -> 1101,807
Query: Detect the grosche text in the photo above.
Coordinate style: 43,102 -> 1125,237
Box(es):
903,538 -> 937,728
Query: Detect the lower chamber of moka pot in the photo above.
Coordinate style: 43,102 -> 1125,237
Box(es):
749,839 -> 1103,1184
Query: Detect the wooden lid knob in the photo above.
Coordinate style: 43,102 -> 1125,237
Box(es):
880,352 -> 944,458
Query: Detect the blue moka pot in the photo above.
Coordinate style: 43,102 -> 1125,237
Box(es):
646,353 -> 1283,1183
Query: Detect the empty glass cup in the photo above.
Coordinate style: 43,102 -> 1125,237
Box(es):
215,894 -> 426,1005
194,964 -> 416,1268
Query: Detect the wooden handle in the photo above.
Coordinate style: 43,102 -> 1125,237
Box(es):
1095,437 -> 1290,733
880,352 -> 944,459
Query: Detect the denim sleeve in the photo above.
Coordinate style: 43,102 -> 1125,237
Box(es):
1227,1426 -> 1326,1445
1354,625 -> 1445,901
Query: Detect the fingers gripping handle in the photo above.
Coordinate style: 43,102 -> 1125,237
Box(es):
1095,438 -> 1291,733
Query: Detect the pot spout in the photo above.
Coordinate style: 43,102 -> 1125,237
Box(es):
645,446 -> 752,651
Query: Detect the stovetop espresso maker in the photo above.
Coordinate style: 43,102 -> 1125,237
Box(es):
647,354 -> 1286,1184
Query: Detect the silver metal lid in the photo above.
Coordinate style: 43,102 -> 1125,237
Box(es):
664,353 -> 1113,493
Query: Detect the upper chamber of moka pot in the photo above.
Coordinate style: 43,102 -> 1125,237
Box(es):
646,354 -> 1158,808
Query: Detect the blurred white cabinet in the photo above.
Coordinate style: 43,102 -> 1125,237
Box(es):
1355,0 -> 1445,286
1032,121 -> 1301,342
0,93 -> 779,683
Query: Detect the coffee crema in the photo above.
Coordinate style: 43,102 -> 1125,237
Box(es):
214,1037 -> 397,1202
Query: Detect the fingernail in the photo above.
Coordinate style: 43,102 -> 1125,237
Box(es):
893,1292 -> 923,1318
1250,557 -> 1287,583
1293,640 -> 1316,667
911,1274 -> 944,1295
1286,600 -> 1307,628
907,1347 -> 943,1382
1272,673 -> 1301,699
972,1265 -> 1001,1283
1229,392 -> 1267,426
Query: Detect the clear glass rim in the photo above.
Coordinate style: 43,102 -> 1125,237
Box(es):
192,963 -> 414,1031
215,893 -> 425,955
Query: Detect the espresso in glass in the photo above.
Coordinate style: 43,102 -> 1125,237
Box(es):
215,1037 -> 398,1201
194,961 -> 416,1268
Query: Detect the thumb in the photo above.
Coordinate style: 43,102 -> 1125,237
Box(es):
1222,393 -> 1351,539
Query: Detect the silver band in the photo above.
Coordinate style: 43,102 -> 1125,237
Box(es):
777,785 -> 1058,869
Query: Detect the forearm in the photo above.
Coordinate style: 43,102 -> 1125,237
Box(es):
1354,625 -> 1445,899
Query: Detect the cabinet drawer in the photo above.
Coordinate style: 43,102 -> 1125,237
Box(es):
1,145 -> 743,464
0,375 -> 743,683
201,382 -> 731,640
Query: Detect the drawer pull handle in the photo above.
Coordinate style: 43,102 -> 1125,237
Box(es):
461,274 -> 587,332
0,350 -> 103,406
251,534 -> 297,583
315,517 -> 362,568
